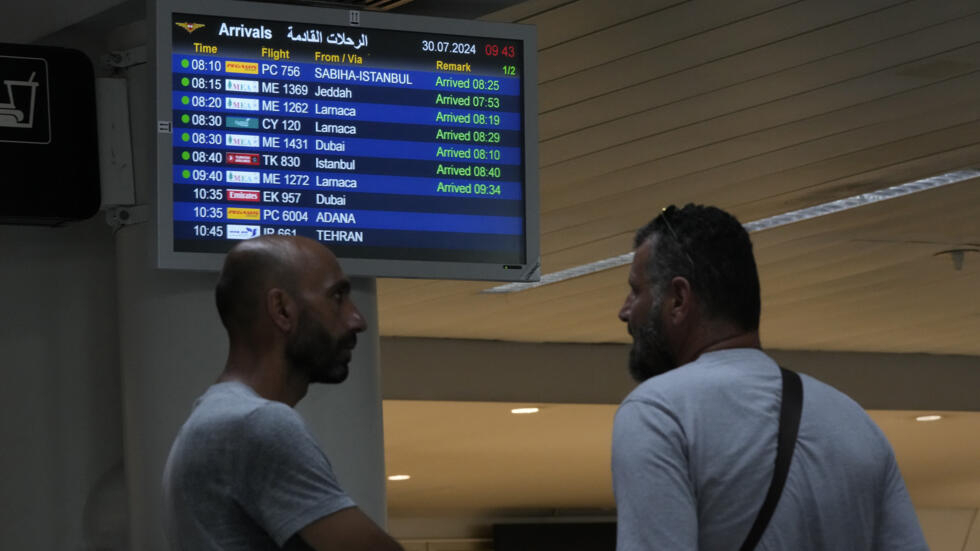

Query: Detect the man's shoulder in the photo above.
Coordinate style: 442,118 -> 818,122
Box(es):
797,371 -> 862,408
624,348 -> 777,403
796,372 -> 889,442
173,383 -> 317,470
182,383 -> 302,438
188,382 -> 266,422
242,398 -> 308,439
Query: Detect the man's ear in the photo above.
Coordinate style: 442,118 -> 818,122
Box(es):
667,276 -> 695,323
267,288 -> 296,333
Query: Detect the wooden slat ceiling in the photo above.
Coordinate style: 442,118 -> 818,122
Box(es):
377,0 -> 980,355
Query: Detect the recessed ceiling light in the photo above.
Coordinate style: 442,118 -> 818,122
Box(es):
915,415 -> 943,422
511,407 -> 540,414
388,474 -> 411,481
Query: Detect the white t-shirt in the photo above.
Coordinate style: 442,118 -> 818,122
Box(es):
612,348 -> 927,551
163,382 -> 355,550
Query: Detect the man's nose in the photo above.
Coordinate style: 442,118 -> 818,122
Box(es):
618,297 -> 631,323
350,305 -> 367,333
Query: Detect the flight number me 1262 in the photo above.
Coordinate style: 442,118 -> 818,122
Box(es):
421,40 -> 476,54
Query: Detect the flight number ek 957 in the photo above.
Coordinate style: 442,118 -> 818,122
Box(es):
261,191 -> 302,204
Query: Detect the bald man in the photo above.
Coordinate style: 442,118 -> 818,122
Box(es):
163,236 -> 402,551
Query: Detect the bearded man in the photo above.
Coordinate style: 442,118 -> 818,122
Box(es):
163,236 -> 401,551
613,204 -> 927,550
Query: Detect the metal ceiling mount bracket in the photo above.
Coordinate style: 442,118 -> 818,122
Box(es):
933,248 -> 980,271
102,46 -> 147,69
105,204 -> 150,231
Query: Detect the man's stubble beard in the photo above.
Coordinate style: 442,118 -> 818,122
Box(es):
628,295 -> 679,382
286,308 -> 349,384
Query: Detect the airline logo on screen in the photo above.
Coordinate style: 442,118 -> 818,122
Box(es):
225,61 -> 259,75
175,22 -> 205,34
227,207 -> 260,220
227,224 -> 260,240
227,189 -> 260,202
226,152 -> 260,166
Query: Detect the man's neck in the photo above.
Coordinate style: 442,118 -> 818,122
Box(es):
677,321 -> 761,366
695,331 -> 761,356
219,346 -> 309,407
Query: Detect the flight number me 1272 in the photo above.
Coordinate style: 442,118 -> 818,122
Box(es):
421,40 -> 476,54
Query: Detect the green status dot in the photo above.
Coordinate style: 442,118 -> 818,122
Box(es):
180,59 -> 190,68
181,133 -> 190,142
181,96 -> 190,105
181,151 -> 190,160
181,170 -> 191,178
181,77 -> 190,86
181,114 -> 190,123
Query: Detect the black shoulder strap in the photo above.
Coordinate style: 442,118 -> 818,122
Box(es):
739,367 -> 803,551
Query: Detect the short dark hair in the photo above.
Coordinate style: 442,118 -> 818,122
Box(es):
634,204 -> 761,331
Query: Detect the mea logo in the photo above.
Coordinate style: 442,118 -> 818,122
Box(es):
0,55 -> 50,144
227,224 -> 260,240
175,22 -> 205,34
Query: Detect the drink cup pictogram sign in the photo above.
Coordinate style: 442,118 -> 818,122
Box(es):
0,55 -> 51,144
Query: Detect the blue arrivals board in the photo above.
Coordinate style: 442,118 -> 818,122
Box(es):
156,0 -> 539,281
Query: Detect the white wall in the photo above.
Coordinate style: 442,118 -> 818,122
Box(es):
0,218 -> 125,550
2,0 -> 129,43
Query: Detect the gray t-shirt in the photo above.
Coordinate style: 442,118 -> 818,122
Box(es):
163,381 -> 355,550
612,348 -> 927,551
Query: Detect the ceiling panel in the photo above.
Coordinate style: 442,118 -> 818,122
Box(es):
378,0 -> 980,355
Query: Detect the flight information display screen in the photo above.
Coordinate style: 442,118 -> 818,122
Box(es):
156,1 -> 538,280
